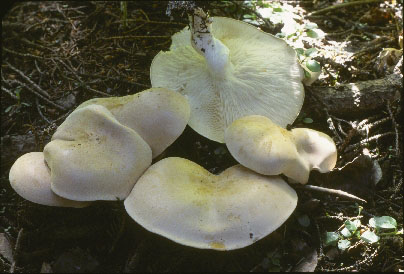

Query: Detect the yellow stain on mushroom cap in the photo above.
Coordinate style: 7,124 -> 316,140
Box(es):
124,157 -> 297,251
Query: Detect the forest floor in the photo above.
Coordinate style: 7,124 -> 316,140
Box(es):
1,1 -> 403,272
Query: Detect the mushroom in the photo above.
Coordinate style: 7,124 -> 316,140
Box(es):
124,157 -> 297,251
150,8 -> 304,143
9,152 -> 90,208
77,87 -> 190,158
224,115 -> 337,184
43,104 -> 152,201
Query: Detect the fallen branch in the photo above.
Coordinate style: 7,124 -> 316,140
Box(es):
306,72 -> 402,116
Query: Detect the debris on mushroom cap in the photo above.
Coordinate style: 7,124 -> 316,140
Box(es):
44,104 -> 152,201
225,115 -> 337,184
150,12 -> 304,143
124,157 -> 297,251
77,88 -> 190,158
9,152 -> 90,208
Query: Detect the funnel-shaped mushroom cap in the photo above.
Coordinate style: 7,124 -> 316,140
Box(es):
44,104 -> 152,201
77,88 -> 190,158
124,157 -> 297,251
151,16 -> 304,143
9,152 -> 90,208
225,115 -> 337,184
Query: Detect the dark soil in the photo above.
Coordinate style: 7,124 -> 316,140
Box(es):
1,1 -> 402,272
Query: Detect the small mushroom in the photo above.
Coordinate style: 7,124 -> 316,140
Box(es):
77,88 -> 190,158
151,9 -> 304,143
225,115 -> 337,184
124,157 -> 297,251
44,104 -> 152,201
9,152 -> 90,208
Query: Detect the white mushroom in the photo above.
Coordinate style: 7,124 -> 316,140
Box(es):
9,152 -> 90,208
150,9 -> 304,143
77,87 -> 190,158
124,157 -> 297,251
225,115 -> 337,184
43,104 -> 152,201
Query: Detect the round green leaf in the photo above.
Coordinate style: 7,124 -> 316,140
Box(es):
303,117 -> 313,124
340,227 -> 352,238
338,239 -> 351,251
304,48 -> 317,57
295,48 -> 305,56
324,232 -> 339,246
369,216 -> 397,229
305,22 -> 318,30
306,29 -> 325,39
345,220 -> 358,232
306,60 -> 321,72
360,230 -> 379,243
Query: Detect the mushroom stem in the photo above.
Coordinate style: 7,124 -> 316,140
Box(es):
190,8 -> 230,78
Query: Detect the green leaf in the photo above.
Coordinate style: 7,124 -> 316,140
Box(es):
306,29 -> 325,39
338,239 -> 351,251
324,232 -> 339,246
345,220 -> 359,232
295,48 -> 305,56
340,227 -> 352,238
305,22 -> 318,30
304,48 -> 317,57
273,7 -> 283,12
369,216 -> 397,230
4,105 -> 13,113
360,230 -> 380,243
303,117 -> 313,124
304,70 -> 311,78
306,60 -> 321,72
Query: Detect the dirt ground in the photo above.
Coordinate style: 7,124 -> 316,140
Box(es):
1,1 -> 403,272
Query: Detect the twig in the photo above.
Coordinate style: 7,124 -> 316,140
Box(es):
344,132 -> 395,152
386,101 -> 400,157
9,228 -> 23,273
3,47 -> 51,60
116,18 -> 186,26
6,79 -> 66,111
36,98 -> 53,125
308,0 -> 384,16
5,62 -> 50,98
57,59 -> 111,97
325,109 -> 343,144
1,86 -> 19,100
102,35 -> 170,40
297,185 -> 367,203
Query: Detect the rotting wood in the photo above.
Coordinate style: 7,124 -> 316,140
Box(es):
306,72 -> 402,117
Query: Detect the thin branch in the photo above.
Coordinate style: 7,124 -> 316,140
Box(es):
5,62 -> 50,98
1,87 -> 19,100
6,79 -> 66,111
297,184 -> 367,203
102,35 -> 170,40
308,0 -> 384,16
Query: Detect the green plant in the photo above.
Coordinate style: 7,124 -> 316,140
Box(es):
324,215 -> 402,252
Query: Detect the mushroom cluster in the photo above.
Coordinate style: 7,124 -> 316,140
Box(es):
9,88 -> 190,205
8,9 -> 338,252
